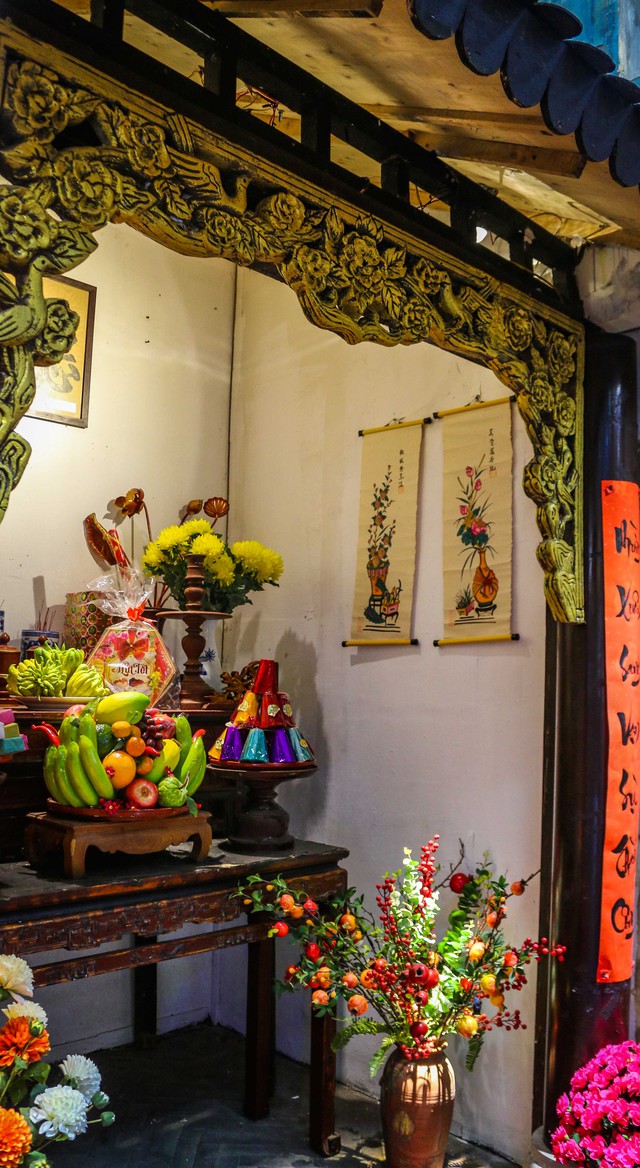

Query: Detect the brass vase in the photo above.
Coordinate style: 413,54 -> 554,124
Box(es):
380,1047 -> 455,1168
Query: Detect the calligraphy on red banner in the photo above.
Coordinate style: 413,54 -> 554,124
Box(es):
598,481 -> 640,983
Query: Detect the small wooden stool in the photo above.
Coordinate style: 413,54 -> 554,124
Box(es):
25,810 -> 212,878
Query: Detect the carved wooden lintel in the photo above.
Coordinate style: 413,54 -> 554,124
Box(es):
0,45 -> 584,622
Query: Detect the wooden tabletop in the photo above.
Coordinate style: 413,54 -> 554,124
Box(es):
0,838 -> 350,915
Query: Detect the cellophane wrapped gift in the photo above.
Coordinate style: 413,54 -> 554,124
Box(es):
86,567 -> 176,703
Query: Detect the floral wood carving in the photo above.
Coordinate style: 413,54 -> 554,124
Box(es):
0,55 -> 584,622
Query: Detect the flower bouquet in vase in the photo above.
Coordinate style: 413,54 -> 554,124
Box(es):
240,837 -> 564,1168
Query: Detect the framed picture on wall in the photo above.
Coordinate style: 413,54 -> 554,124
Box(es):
28,274 -> 96,428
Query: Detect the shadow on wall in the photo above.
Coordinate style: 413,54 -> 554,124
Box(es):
275,628 -> 328,842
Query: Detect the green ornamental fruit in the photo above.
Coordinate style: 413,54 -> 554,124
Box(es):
95,723 -> 121,758
157,777 -> 188,808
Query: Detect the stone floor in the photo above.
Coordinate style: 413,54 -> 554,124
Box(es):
52,1022 -> 515,1168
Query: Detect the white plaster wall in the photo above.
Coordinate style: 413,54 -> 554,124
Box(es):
0,224 -> 236,1052
217,266 -> 547,1164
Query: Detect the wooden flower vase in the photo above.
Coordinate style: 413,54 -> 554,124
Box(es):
161,554 -> 232,711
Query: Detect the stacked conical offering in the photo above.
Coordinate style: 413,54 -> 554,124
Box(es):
209,659 -> 315,766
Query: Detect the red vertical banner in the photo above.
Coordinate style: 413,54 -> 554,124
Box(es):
598,481 -> 640,983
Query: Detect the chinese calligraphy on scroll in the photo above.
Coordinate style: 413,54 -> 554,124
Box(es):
598,480 -> 640,983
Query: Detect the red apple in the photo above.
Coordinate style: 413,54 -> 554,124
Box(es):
64,704 -> 87,718
125,778 -> 159,808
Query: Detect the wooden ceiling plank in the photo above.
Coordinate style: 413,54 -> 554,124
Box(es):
410,130 -> 587,178
202,0 -> 382,15
360,104 -> 545,127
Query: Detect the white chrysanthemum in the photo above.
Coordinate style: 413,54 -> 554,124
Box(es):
0,955 -> 33,998
30,1085 -> 89,1139
3,996 -> 47,1025
59,1054 -> 101,1100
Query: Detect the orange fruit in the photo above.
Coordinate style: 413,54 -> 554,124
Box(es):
347,994 -> 368,1016
125,736 -> 147,758
340,913 -> 357,932
103,750 -> 137,789
289,904 -> 304,920
129,725 -> 142,739
111,721 -> 132,739
311,990 -> 329,1007
136,756 -> 154,776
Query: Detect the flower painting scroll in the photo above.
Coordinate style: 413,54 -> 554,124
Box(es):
442,401 -> 513,641
349,422 -> 424,644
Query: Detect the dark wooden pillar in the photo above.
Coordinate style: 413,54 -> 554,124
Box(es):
244,931 -> 275,1120
535,328 -> 639,1139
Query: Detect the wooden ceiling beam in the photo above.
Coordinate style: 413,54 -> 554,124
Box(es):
410,131 -> 587,178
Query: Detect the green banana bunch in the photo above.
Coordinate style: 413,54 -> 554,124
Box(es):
43,735 -> 115,806
65,663 -> 108,697
7,657 -> 66,697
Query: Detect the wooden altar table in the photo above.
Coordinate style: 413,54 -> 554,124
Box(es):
0,837 -> 349,1156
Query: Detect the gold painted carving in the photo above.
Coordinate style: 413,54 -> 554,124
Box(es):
0,55 -> 584,622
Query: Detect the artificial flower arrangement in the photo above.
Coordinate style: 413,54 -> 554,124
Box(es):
240,837 -> 565,1073
0,954 -> 114,1168
552,1041 -> 640,1168
84,491 -> 283,614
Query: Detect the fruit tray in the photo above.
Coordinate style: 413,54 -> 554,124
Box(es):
46,799 -> 188,822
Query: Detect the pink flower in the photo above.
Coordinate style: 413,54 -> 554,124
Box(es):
459,505 -> 468,516
466,466 -> 473,477
470,520 -> 487,537
474,479 -> 482,491
559,1140 -> 585,1161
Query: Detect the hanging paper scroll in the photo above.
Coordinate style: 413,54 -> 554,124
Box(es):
598,480 -> 640,984
441,400 -> 513,642
348,421 -> 423,645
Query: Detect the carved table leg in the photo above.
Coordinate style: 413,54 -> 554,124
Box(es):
134,935 -> 157,1050
310,1009 -> 341,1156
190,821 -> 212,861
244,930 -> 275,1120
63,834 -> 87,879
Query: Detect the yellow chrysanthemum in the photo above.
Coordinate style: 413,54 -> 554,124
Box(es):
0,1107 -> 32,1168
190,533 -> 224,560
207,551 -> 235,585
141,544 -> 165,573
231,541 -> 284,583
155,524 -> 189,551
181,518 -> 214,538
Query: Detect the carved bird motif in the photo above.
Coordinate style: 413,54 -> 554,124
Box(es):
169,151 -> 251,213
0,255 -> 50,347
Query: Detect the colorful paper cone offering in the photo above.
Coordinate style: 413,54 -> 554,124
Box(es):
208,729 -> 227,761
259,692 -> 287,729
240,727 -> 269,763
253,658 -> 279,694
209,659 -> 315,767
289,727 -> 314,763
277,692 -> 296,727
220,724 -> 244,761
270,727 -> 297,763
232,690 -> 259,727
